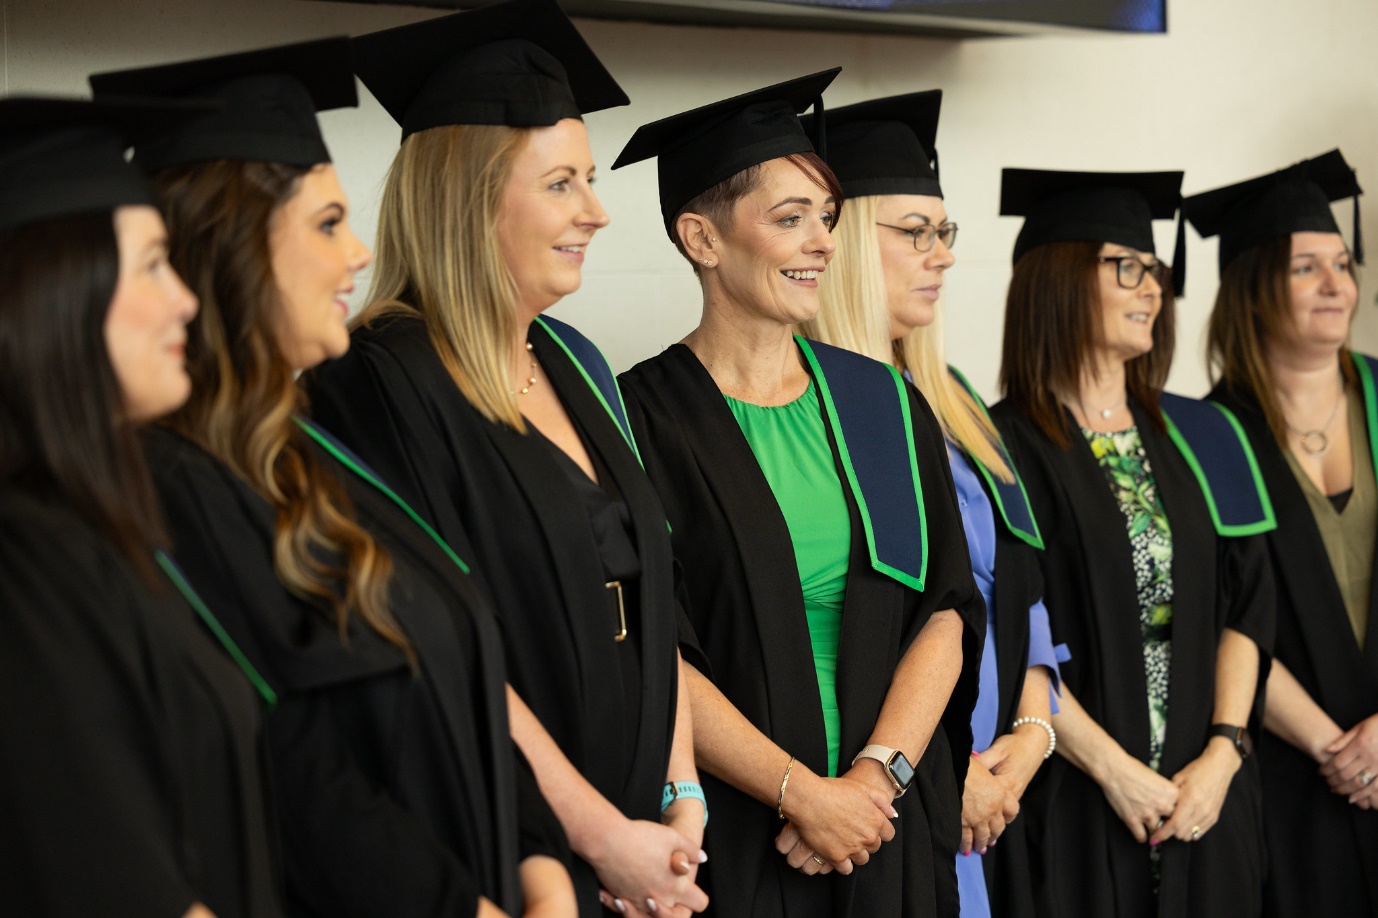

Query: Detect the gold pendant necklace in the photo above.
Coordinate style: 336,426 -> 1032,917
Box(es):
1284,377 -> 1345,457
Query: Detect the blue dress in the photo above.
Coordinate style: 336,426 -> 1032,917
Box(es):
947,442 -> 1062,917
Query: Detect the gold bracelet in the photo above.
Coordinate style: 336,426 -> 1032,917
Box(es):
777,755 -> 796,820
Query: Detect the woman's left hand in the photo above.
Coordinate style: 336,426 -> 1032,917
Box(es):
1320,713 -> 1378,800
1147,740 -> 1240,845
981,727 -> 1049,802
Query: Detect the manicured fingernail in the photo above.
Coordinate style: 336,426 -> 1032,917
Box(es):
1149,839 -> 1160,847
962,850 -> 970,857
646,898 -> 659,913
698,849 -> 709,863
614,899 -> 626,914
889,806 -> 900,818
979,847 -> 988,855
989,840 -> 998,847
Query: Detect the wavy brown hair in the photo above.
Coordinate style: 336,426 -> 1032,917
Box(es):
999,241 -> 1175,448
0,212 -> 165,584
1207,236 -> 1357,444
151,160 -> 412,664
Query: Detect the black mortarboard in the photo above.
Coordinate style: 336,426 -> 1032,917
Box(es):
1001,167 -> 1187,293
1183,149 -> 1363,271
612,68 -> 841,238
88,37 -> 357,172
351,0 -> 628,141
0,96 -> 214,233
801,90 -> 942,199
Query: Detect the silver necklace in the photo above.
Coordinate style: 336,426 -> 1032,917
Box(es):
1075,395 -> 1128,424
1284,378 -> 1345,457
515,342 -> 538,396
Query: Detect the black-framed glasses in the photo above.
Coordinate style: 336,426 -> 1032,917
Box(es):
1097,255 -> 1169,290
876,222 -> 958,253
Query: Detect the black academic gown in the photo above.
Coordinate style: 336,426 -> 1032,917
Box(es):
619,343 -> 984,918
303,315 -> 680,912
0,487 -> 281,918
1210,375 -> 1378,916
990,400 -> 1274,918
144,427 -> 563,918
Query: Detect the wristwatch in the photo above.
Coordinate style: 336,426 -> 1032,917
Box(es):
851,744 -> 915,797
1208,723 -> 1253,761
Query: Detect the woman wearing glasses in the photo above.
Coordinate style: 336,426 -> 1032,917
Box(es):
988,170 -> 1274,918
1189,151 -> 1378,918
799,94 -> 1063,918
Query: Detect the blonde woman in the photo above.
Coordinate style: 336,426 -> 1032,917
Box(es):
304,3 -> 705,916
800,92 -> 1061,918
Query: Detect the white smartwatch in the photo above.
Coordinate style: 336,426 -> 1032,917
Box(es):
851,744 -> 915,797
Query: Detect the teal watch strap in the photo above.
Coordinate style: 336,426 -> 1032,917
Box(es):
661,781 -> 709,826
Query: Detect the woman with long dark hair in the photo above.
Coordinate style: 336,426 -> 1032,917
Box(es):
0,97 -> 281,918
304,4 -> 706,915
91,39 -> 575,918
990,170 -> 1274,917
1189,150 -> 1378,916
613,73 -> 984,918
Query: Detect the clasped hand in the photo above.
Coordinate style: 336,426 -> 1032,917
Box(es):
772,764 -> 898,876
1319,712 -> 1378,809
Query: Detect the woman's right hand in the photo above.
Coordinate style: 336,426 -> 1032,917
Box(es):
961,757 -> 1020,854
774,767 -> 898,872
586,816 -> 708,915
1097,751 -> 1178,843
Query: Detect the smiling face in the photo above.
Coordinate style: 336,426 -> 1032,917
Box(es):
496,118 -> 609,319
1094,241 -> 1162,365
1284,231 -> 1356,354
104,205 -> 199,422
270,164 -> 371,371
874,193 -> 954,339
709,156 -> 837,328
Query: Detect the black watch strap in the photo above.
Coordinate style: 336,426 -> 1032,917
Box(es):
1208,723 -> 1253,760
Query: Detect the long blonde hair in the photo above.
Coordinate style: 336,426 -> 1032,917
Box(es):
804,193 -> 1012,481
360,124 -> 531,430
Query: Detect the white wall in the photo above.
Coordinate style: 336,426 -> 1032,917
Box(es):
8,0 -> 1378,399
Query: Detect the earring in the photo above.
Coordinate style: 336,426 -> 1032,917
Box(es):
702,259 -> 714,267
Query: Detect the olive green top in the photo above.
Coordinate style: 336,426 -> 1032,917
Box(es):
726,379 -> 852,777
1284,392 -> 1376,649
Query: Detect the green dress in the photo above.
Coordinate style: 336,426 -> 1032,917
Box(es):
1082,425 -> 1174,773
727,379 -> 852,776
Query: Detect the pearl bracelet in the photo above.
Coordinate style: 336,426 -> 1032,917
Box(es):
1011,716 -> 1057,760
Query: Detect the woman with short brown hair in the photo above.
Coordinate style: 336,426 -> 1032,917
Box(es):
615,72 -> 984,918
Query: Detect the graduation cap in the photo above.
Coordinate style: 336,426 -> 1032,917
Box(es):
351,0 -> 628,140
800,90 -> 942,199
88,37 -> 357,172
0,95 -> 215,233
1183,149 -> 1363,272
1001,167 -> 1187,294
613,68 -> 841,238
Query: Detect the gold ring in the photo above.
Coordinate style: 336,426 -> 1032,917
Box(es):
1360,769 -> 1375,787
1190,825 -> 1202,841
810,854 -> 825,867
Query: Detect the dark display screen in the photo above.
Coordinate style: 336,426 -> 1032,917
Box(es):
759,0 -> 1164,32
